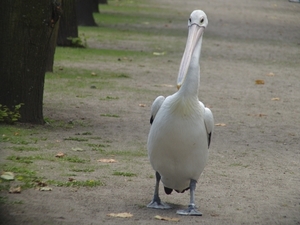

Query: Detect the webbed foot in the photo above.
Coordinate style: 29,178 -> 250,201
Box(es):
147,200 -> 171,209
176,204 -> 202,216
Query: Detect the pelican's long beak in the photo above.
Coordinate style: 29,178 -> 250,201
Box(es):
177,24 -> 205,89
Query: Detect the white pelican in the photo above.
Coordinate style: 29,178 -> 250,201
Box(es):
147,10 -> 214,216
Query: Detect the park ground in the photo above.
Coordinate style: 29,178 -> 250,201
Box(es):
1,0 -> 300,224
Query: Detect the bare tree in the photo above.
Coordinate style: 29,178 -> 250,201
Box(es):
57,0 -> 78,46
76,0 -> 97,26
0,1 -> 61,124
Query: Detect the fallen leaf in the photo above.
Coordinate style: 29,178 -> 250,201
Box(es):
248,113 -> 267,117
91,72 -> 97,76
266,72 -> 275,76
1,172 -> 15,181
155,215 -> 180,222
68,177 -> 75,182
55,152 -> 65,158
139,104 -> 146,107
72,147 -> 85,152
155,84 -> 174,88
39,187 -> 52,191
255,80 -> 265,85
97,159 -> 117,163
35,181 -> 47,187
258,113 -> 267,117
271,97 -> 280,101
107,212 -> 133,218
153,52 -> 165,56
215,123 -> 226,127
9,186 -> 21,193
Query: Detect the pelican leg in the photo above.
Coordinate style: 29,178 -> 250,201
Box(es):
176,179 -> 202,216
147,172 -> 171,209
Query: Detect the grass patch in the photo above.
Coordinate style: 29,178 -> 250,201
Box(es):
100,96 -> 119,100
104,150 -> 147,157
0,126 -> 41,145
44,118 -> 91,129
6,155 -> 45,164
58,156 -> 89,163
0,164 -> 43,190
47,179 -> 104,187
87,143 -> 110,152
0,196 -> 23,205
100,114 -> 119,118
64,137 -> 89,142
113,171 -> 137,177
87,143 -> 110,148
70,168 -> 95,173
9,146 -> 39,152
80,132 -> 92,135
229,163 -> 249,168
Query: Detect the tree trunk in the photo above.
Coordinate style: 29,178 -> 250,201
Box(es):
0,0 -> 59,124
76,0 -> 97,26
46,1 -> 62,72
92,0 -> 99,13
57,0 -> 78,46
99,0 -> 108,4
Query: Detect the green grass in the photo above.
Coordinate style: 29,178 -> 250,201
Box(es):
0,164 -> 43,190
0,196 -> 23,205
87,143 -> 110,152
113,171 -> 137,177
58,156 -> 89,164
100,114 -> 119,118
6,155 -> 45,164
9,146 -> 39,152
104,150 -> 147,157
64,137 -> 89,142
70,168 -> 95,173
47,179 -> 104,187
100,96 -> 119,100
229,163 -> 249,168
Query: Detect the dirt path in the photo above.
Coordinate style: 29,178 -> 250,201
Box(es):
1,0 -> 300,224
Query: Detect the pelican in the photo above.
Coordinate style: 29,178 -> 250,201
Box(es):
147,10 -> 214,216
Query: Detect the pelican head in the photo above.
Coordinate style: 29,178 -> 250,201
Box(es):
177,10 -> 208,90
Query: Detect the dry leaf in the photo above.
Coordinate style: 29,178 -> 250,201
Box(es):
258,113 -> 267,117
155,215 -> 180,222
153,52 -> 165,56
97,159 -> 117,163
266,72 -> 275,76
215,123 -> 226,127
55,152 -> 65,158
155,84 -> 174,88
35,181 -> 47,187
255,80 -> 265,85
1,172 -> 15,181
271,97 -> 280,101
107,212 -> 133,218
139,104 -> 146,107
39,187 -> 52,191
72,147 -> 85,152
248,113 -> 267,117
9,186 -> 21,193
68,177 -> 75,182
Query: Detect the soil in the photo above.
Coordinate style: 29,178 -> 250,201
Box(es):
1,0 -> 300,224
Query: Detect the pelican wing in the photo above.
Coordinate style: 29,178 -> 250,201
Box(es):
203,107 -> 214,148
199,101 -> 214,148
150,96 -> 165,124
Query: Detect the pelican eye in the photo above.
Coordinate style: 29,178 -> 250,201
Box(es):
189,18 -> 192,23
200,18 -> 204,24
